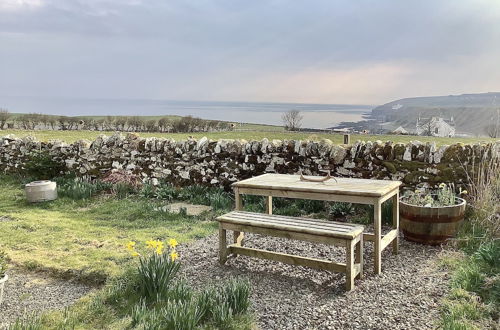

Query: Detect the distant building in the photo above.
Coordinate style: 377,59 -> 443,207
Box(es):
392,126 -> 408,134
416,117 -> 455,137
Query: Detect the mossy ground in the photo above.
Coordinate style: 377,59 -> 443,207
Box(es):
0,176 -> 216,284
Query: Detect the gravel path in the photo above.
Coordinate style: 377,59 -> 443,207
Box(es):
178,229 -> 449,330
0,269 -> 92,329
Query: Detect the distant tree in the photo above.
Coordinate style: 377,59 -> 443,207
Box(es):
144,119 -> 157,132
128,116 -> 143,132
115,117 -> 127,131
282,110 -> 303,131
484,109 -> 500,138
58,116 -> 70,130
158,117 -> 170,132
0,109 -> 10,129
47,117 -> 57,130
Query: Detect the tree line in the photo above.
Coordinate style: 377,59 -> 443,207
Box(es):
0,109 -> 234,133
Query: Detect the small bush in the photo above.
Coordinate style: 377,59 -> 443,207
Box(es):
112,182 -> 136,199
140,183 -> 156,198
137,253 -> 181,302
161,299 -> 201,330
155,184 -> 179,201
57,178 -> 111,200
329,202 -> 355,218
208,189 -> 233,211
9,313 -> 43,330
23,150 -> 65,180
223,278 -> 251,315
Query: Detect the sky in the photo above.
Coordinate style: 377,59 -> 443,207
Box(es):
1,0 -> 500,105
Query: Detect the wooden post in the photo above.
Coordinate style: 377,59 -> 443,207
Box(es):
392,191 -> 399,254
355,236 -> 363,279
343,134 -> 350,145
374,199 -> 382,275
265,196 -> 273,214
233,188 -> 244,254
219,225 -> 228,265
346,240 -> 355,291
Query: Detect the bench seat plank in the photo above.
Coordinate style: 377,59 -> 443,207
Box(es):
217,211 -> 364,239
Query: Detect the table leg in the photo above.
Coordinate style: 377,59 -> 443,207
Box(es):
374,199 -> 382,275
265,196 -> 273,214
234,188 -> 244,254
346,240 -> 355,291
392,191 -> 399,254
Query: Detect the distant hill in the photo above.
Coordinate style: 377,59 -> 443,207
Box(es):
371,92 -> 500,135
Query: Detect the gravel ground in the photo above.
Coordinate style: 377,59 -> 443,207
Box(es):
178,229 -> 449,330
0,269 -> 92,329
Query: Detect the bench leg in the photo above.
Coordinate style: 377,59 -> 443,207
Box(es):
355,236 -> 363,280
346,240 -> 355,291
219,225 -> 228,265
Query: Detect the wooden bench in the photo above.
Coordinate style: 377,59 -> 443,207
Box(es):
217,211 -> 364,291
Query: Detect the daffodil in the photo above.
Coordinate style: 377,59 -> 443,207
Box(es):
439,183 -> 446,189
131,251 -> 140,257
168,238 -> 178,248
155,241 -> 164,255
461,189 -> 468,195
146,240 -> 157,249
126,241 -> 136,251
170,250 -> 179,261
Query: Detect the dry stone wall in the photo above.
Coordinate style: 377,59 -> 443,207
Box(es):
1,133 -> 498,189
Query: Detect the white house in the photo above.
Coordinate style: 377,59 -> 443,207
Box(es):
416,117 -> 456,137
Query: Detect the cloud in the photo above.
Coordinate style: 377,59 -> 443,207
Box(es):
0,0 -> 500,104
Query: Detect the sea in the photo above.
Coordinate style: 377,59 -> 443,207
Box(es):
1,96 -> 373,129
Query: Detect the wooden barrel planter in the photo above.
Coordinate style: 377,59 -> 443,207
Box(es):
25,180 -> 58,203
400,197 -> 466,245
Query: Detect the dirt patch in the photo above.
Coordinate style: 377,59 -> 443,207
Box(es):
178,231 -> 449,330
0,268 -> 93,329
155,202 -> 212,216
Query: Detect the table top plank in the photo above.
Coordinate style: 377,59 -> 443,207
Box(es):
233,174 -> 401,198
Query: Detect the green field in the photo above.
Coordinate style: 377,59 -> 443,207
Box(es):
0,129 -> 497,146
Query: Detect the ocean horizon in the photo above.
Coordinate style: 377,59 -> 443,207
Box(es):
1,96 -> 373,129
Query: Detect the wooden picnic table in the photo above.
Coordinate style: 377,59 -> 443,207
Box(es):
232,173 -> 402,274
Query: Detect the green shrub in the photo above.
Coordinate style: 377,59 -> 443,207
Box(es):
9,313 -> 43,330
137,253 -> 180,302
161,299 -> 201,330
140,183 -> 156,198
112,182 -> 136,199
57,178 -> 111,200
208,190 -> 233,211
329,202 -> 355,218
223,278 -> 251,315
23,150 -> 65,180
451,263 -> 486,295
155,184 -> 179,201
178,185 -> 210,204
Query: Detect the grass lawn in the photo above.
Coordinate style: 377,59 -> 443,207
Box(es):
0,176 -> 216,284
1,129 -> 497,145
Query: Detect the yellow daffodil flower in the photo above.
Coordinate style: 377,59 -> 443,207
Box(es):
439,183 -> 446,189
146,240 -> 157,249
170,250 -> 179,261
126,241 -> 136,251
461,189 -> 468,195
131,251 -> 140,257
155,241 -> 164,255
168,238 -> 178,248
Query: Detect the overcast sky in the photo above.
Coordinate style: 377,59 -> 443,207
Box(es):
1,0 -> 500,105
